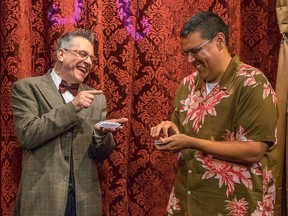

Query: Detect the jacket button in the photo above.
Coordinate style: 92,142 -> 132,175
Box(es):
64,176 -> 69,182
64,155 -> 69,161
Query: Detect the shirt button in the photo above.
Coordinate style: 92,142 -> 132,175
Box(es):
188,170 -> 192,174
187,191 -> 191,195
64,176 -> 69,182
67,132 -> 71,137
64,155 -> 69,161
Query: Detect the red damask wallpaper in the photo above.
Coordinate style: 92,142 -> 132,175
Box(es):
0,0 -> 280,216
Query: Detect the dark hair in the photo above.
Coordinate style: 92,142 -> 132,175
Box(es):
180,11 -> 229,45
56,29 -> 95,50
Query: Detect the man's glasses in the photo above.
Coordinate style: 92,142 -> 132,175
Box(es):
64,48 -> 98,64
182,39 -> 212,57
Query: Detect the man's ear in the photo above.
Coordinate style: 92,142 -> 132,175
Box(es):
215,32 -> 225,50
57,49 -> 65,62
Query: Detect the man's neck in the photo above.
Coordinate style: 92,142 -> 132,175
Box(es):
211,53 -> 232,83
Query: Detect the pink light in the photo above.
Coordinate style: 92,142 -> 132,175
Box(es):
116,0 -> 150,41
47,0 -> 150,41
48,0 -> 81,25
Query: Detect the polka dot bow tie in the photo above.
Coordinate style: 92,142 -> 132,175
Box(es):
59,80 -> 79,96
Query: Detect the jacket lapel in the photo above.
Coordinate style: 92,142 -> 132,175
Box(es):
36,70 -> 65,108
36,71 -> 91,120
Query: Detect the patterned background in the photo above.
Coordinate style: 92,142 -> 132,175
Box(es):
0,0 -> 281,215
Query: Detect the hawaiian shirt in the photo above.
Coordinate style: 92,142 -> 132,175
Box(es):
167,55 -> 278,216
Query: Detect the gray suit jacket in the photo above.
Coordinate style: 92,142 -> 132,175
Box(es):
11,71 -> 115,216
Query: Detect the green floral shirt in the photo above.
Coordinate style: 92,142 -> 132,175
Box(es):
168,55 -> 278,216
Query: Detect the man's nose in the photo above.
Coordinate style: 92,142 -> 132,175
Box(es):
187,54 -> 196,63
85,56 -> 93,64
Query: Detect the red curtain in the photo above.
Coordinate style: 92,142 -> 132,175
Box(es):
0,0 -> 280,215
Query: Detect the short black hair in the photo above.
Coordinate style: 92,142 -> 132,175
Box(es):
180,11 -> 229,45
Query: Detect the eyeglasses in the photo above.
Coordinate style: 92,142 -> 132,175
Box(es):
182,39 -> 212,57
63,48 -> 98,64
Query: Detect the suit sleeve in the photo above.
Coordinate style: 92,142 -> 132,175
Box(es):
88,132 -> 115,160
87,95 -> 115,161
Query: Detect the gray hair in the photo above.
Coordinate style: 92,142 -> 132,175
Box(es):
56,29 -> 95,50
180,11 -> 229,46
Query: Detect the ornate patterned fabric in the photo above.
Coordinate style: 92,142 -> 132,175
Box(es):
0,0 -> 281,215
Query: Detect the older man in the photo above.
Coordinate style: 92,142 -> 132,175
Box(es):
11,29 -> 127,216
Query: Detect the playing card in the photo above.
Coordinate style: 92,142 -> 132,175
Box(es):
154,140 -> 165,145
95,121 -> 121,128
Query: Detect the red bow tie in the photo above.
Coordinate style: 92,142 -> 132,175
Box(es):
59,80 -> 79,96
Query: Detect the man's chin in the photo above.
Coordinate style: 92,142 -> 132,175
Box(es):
198,70 -> 208,79
74,74 -> 86,83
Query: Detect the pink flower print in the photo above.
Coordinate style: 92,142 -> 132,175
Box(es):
239,64 -> 262,76
183,72 -> 198,90
251,167 -> 275,216
225,197 -> 248,216
167,187 -> 181,214
239,64 -> 254,72
222,126 -> 247,142
186,105 -> 207,133
231,166 -> 253,190
235,126 -> 247,140
196,153 -> 252,197
271,89 -> 278,106
274,128 -> 278,145
180,91 -> 203,113
266,184 -> 276,206
252,197 -> 274,216
263,168 -> 274,196
263,83 -> 278,107
243,77 -> 257,87
238,64 -> 263,87
263,83 -> 271,99
180,91 -> 230,133
222,129 -> 236,141
250,163 -> 263,176
180,91 -> 205,132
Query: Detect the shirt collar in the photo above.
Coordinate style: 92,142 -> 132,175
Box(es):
195,55 -> 240,91
50,69 -> 62,90
219,54 -> 240,90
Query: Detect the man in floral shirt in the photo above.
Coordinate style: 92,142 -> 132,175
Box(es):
151,11 -> 278,215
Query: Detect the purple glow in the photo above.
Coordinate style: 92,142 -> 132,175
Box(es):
116,0 -> 150,41
47,0 -> 150,41
48,0 -> 82,25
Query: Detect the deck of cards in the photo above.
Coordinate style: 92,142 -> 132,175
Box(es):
154,140 -> 165,145
95,121 -> 121,129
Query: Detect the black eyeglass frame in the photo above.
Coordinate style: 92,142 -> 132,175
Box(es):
182,39 -> 212,57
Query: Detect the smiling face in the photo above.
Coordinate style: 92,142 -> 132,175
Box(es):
55,36 -> 94,84
182,31 -> 225,83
